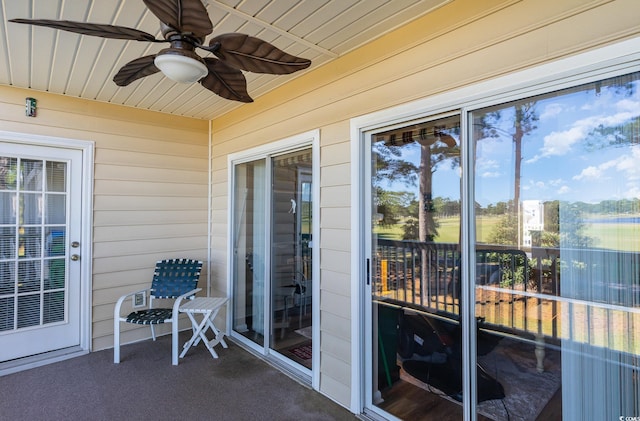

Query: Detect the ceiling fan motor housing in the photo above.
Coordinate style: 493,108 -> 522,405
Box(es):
154,39 -> 208,84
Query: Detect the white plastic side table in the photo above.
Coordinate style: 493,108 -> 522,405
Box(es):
179,296 -> 229,359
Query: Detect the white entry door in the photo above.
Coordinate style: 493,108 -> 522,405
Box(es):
0,142 -> 83,361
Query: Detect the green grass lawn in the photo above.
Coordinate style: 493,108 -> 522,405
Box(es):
375,215 -> 502,244
376,215 -> 640,252
375,224 -> 404,240
584,222 -> 640,252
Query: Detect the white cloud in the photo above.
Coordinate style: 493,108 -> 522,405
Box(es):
476,158 -> 500,171
548,125 -> 585,152
540,103 -> 565,120
485,159 -> 499,168
573,165 -> 603,180
616,98 -> 640,114
481,171 -> 501,178
557,185 -> 571,195
615,146 -> 640,180
573,146 -> 640,181
623,185 -> 640,199
531,98 -> 640,161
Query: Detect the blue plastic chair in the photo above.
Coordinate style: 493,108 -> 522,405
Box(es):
114,259 -> 202,365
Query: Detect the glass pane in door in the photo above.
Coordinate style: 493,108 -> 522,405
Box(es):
472,71 -> 640,420
369,116 -> 464,417
270,149 -> 313,369
232,159 -> 266,346
0,156 -> 68,332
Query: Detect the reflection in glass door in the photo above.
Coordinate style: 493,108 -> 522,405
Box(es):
231,147 -> 313,371
367,116 -> 468,418
232,159 -> 266,347
472,71 -> 640,420
270,151 -> 312,369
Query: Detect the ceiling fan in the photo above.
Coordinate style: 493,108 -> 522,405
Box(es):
9,0 -> 312,103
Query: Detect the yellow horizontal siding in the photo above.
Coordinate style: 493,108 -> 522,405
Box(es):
93,210 -> 207,226
94,223 -> 207,242
320,290 -> 351,320
321,208 -> 351,230
0,85 -> 209,351
321,351 -> 351,387
321,270 -> 352,297
93,195 -> 207,211
320,373 -> 351,408
320,186 -> 351,208
95,148 -> 208,169
320,163 -> 350,188
94,180 -> 207,197
322,310 -> 351,341
94,164 -> 205,183
321,229 -> 351,253
93,237 -> 207,259
94,135 -> 207,155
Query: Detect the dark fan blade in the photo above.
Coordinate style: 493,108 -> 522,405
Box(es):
200,58 -> 253,103
113,55 -> 160,86
9,19 -> 158,42
143,0 -> 212,38
209,33 -> 311,75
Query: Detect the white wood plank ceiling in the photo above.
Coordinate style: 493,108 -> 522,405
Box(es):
0,0 -> 449,119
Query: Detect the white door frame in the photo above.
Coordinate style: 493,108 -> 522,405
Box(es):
227,129 -> 321,389
0,130 -> 93,374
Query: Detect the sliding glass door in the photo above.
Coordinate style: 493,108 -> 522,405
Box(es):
365,70 -> 640,420
367,115 -> 466,417
231,146 -> 314,372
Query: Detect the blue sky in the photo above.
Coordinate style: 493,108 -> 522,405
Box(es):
476,79 -> 640,206
379,77 -> 640,208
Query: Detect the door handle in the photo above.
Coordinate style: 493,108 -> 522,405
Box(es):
70,254 -> 80,261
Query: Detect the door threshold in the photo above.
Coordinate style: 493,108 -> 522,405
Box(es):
231,337 -> 312,387
266,352 -> 312,386
0,346 -> 88,376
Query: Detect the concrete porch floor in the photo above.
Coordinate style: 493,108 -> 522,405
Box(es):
1,332 -> 357,421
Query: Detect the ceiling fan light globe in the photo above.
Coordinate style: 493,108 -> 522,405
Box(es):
154,53 -> 208,84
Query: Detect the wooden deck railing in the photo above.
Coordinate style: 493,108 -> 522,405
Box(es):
374,240 -> 640,355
